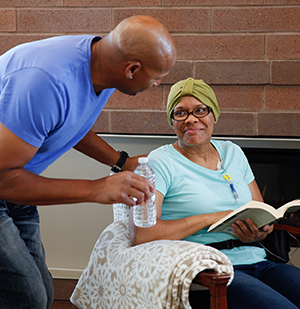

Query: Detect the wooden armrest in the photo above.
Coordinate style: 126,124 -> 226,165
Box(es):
274,223 -> 300,243
192,270 -> 230,309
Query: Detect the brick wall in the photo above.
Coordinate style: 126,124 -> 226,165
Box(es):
1,1 -> 299,137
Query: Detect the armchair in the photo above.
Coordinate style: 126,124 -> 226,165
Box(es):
70,217 -> 233,309
274,223 -> 300,243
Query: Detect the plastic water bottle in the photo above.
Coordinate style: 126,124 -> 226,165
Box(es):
110,171 -> 130,222
133,157 -> 157,228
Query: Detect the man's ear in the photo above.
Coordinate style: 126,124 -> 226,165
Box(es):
125,62 -> 141,79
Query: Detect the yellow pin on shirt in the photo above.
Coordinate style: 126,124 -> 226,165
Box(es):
223,173 -> 240,203
223,174 -> 231,181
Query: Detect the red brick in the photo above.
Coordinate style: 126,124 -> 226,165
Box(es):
173,34 -> 264,60
163,0 -> 263,4
161,61 -> 194,85
213,112 -> 256,136
195,61 -> 269,85
0,9 -> 16,31
213,7 -> 300,32
272,61 -> 300,85
110,111 -> 174,135
17,9 -> 111,32
0,1 -> 299,139
0,34 -> 52,55
258,113 -> 300,136
267,35 -> 300,60
263,0 -> 300,4
91,110 -> 110,133
265,86 -> 300,110
0,0 -> 63,5
105,87 -> 163,110
65,0 -> 160,5
162,85 -> 171,109
162,84 -> 263,111
213,86 -> 263,110
113,9 -> 210,32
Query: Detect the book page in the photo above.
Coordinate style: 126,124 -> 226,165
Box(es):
208,200 -> 300,234
208,208 -> 278,234
207,200 -> 280,233
208,201 -> 276,231
277,200 -> 300,217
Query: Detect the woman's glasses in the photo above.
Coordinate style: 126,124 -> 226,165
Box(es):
171,107 -> 212,122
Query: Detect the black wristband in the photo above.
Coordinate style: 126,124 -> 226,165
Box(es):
111,151 -> 129,173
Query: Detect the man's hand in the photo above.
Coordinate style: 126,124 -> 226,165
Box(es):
232,219 -> 274,243
92,171 -> 155,206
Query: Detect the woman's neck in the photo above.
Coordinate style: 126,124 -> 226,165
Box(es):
173,140 -> 221,170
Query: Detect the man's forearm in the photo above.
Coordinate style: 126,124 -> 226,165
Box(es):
0,167 -> 154,207
74,130 -> 119,167
0,168 -> 97,205
74,130 -> 143,172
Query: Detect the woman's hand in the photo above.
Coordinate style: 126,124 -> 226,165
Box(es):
232,219 -> 274,243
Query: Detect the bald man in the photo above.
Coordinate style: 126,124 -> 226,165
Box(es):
0,15 -> 176,308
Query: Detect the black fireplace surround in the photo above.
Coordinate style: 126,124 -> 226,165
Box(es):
220,137 -> 300,228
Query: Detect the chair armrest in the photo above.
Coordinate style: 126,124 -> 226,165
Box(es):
193,270 -> 230,309
71,221 -> 233,309
274,223 -> 300,244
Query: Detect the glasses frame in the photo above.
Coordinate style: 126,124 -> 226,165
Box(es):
171,106 -> 212,122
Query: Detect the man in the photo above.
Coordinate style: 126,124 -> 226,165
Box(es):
0,15 -> 176,308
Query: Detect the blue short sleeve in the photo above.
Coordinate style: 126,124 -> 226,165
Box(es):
0,68 -> 64,148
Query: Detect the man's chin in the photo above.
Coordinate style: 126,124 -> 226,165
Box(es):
119,89 -> 138,96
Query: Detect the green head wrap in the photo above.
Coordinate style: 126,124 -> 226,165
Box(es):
167,78 -> 220,127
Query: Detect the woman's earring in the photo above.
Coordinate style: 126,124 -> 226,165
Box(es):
129,76 -> 133,80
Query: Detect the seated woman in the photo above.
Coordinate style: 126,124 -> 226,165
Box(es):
129,77 -> 300,309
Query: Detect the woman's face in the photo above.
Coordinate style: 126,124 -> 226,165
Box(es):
172,96 -> 215,147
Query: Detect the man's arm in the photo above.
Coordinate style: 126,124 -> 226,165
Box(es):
73,130 -> 144,171
0,123 -> 154,206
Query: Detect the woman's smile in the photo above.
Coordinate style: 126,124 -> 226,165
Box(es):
184,126 -> 204,134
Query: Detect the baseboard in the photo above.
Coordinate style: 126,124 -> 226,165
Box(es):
50,268 -> 83,280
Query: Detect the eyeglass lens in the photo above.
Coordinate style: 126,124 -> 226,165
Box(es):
172,107 -> 211,121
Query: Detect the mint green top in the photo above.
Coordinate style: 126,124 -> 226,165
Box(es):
148,140 -> 267,266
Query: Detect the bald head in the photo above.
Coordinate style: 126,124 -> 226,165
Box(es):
108,15 -> 177,73
91,15 -> 177,93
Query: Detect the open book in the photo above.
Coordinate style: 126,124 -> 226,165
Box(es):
208,199 -> 300,234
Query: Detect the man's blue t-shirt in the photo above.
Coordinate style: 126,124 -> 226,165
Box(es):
148,140 -> 267,265
0,35 -> 115,174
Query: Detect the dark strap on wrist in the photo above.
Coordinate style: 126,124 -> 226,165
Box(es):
207,239 -> 261,250
111,151 -> 129,173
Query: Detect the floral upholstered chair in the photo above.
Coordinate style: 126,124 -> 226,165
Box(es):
70,207 -> 233,309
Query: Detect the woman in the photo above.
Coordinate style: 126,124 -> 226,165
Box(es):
129,78 -> 300,309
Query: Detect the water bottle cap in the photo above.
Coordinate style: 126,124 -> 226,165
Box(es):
138,157 -> 148,164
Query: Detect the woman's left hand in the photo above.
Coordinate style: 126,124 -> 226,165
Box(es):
232,219 -> 274,243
